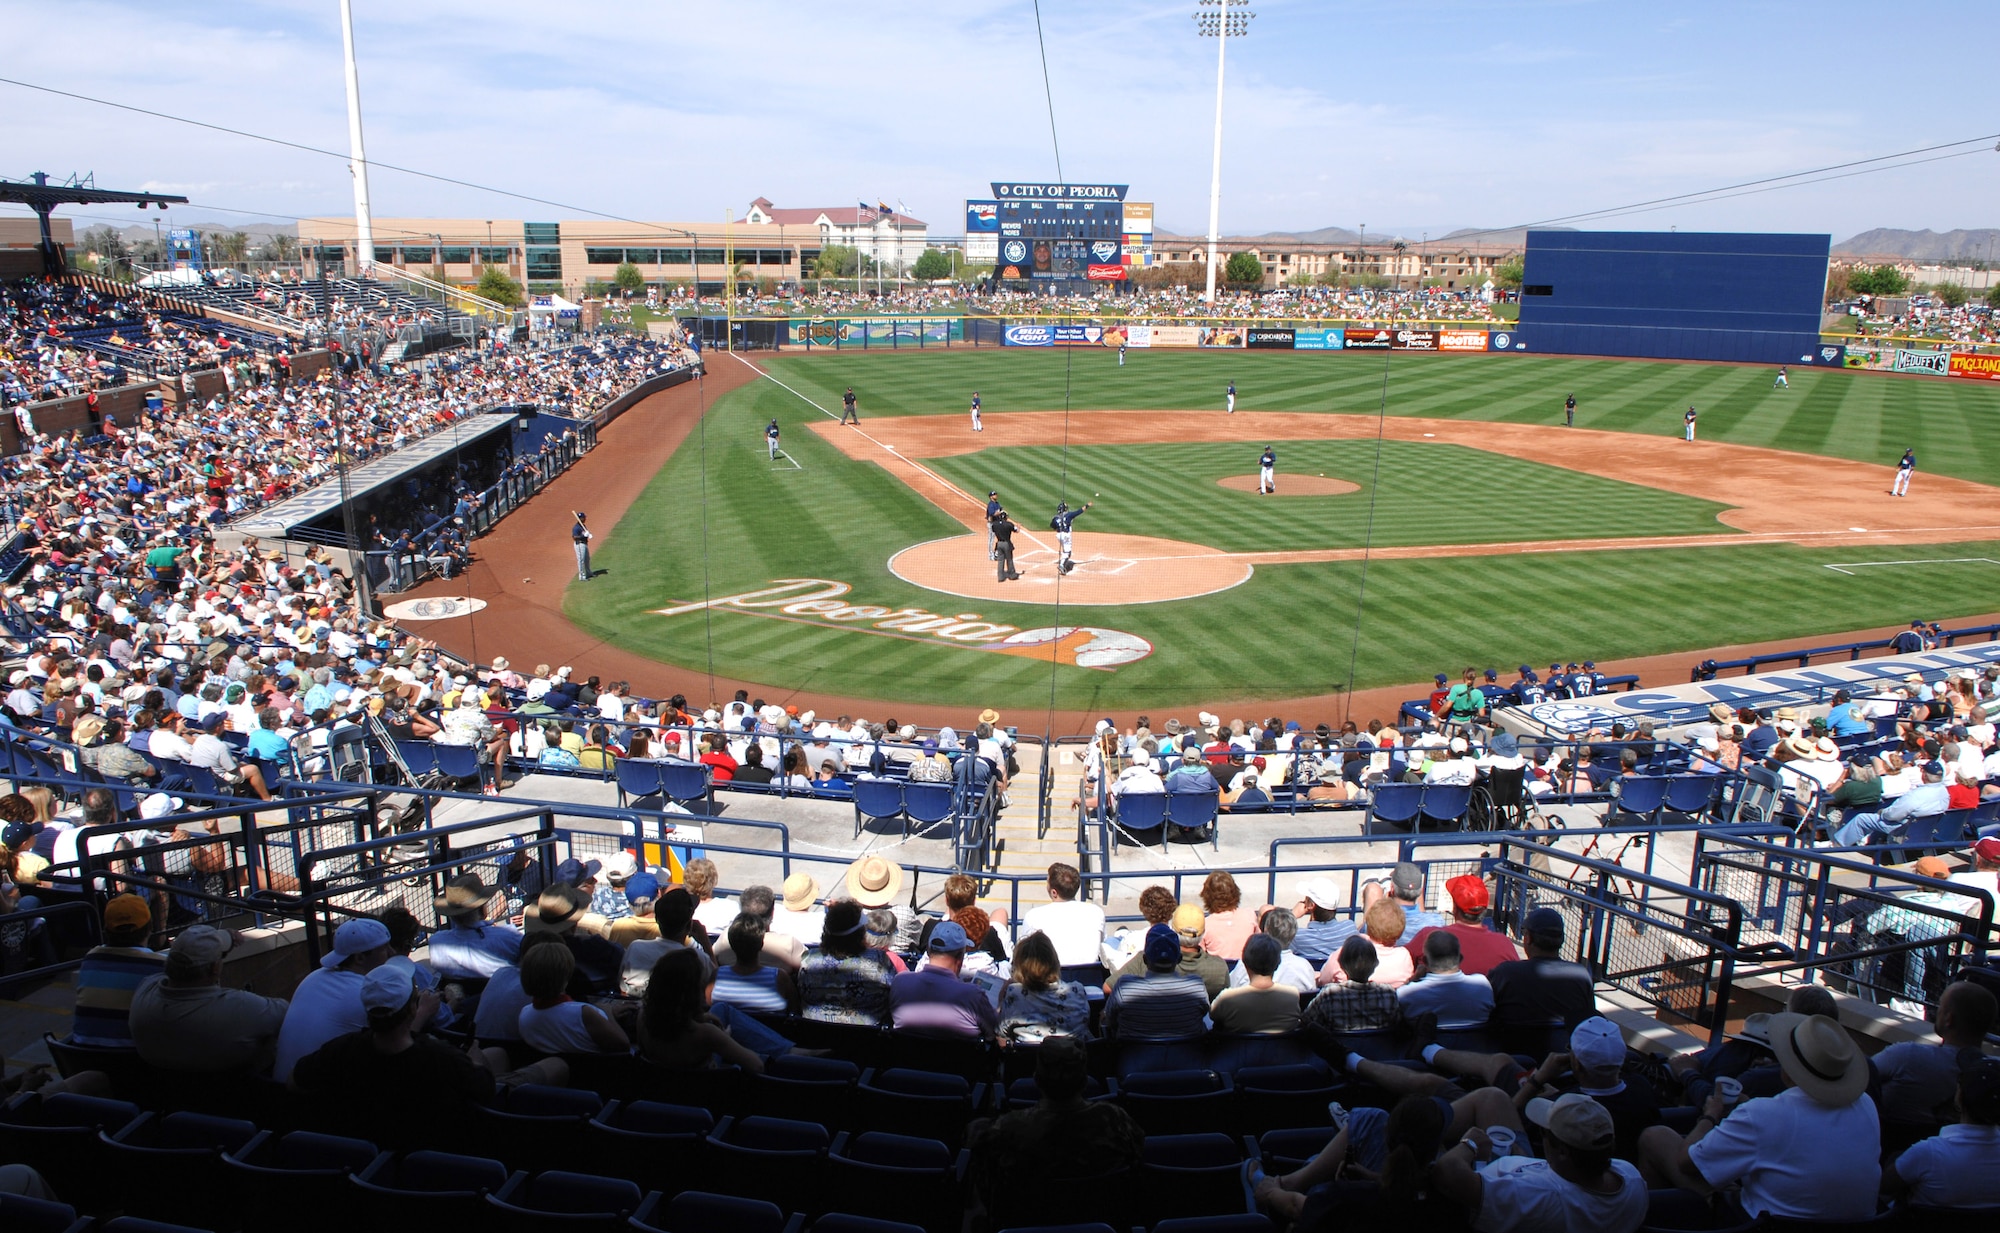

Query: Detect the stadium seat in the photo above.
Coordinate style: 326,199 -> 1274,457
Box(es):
485,1168 -> 649,1232
98,1110 -> 261,1224
750,1055 -> 861,1126
42,1031 -> 149,1094
101,1220 -> 218,1233
1232,1063 -> 1342,1132
1153,1218 -> 1276,1233
660,762 -> 713,811
880,1030 -> 999,1081
1115,792 -> 1170,847
396,739 -> 441,779
614,759 -> 665,807
468,1085 -> 604,1172
1365,782 -> 1424,834
584,1099 -> 713,1185
350,1149 -> 516,1224
810,1217 -> 928,1233
901,782 -> 955,836
634,1191 -> 801,1233
1661,775 -> 1721,822
221,1129 -> 384,1233
994,1223 -> 1123,1233
1118,1069 -> 1234,1136
1608,776 -> 1671,825
432,743 -> 484,790
1251,1127 -> 1339,1173
0,1092 -> 144,1203
852,1068 -> 980,1147
826,1131 -> 967,1230
852,779 -> 906,838
705,1116 -> 831,1216
1727,765 -> 1784,825
1878,811 -> 1973,864
1418,784 -> 1473,831
1137,1133 -> 1246,1228
0,1192 -> 87,1233
1167,790 -> 1222,849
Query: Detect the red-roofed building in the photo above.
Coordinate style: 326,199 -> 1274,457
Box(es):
743,198 -> 928,273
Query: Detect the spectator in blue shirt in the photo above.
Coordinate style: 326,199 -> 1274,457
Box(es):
1289,878 -> 1359,966
1829,759 -> 1951,847
1824,691 -> 1872,738
1164,746 -> 1220,794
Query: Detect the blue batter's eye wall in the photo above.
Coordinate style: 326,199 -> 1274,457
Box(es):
1516,230 -> 1832,365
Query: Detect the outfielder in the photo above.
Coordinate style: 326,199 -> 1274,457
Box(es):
1118,341 -> 1127,367
1774,365 -> 1789,389
1564,393 -> 1576,427
766,419 -> 781,459
1051,499 -> 1091,575
1258,445 -> 1276,494
1893,448 -> 1915,496
571,511 -> 592,581
1225,381 -> 1237,414
969,391 -> 983,432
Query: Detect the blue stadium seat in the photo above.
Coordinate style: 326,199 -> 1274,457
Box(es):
1251,1127 -> 1338,1173
811,1217 -> 928,1233
705,1116 -> 830,1217
826,1131 -> 967,1230
1137,1133 -> 1246,1229
634,1191 -> 801,1233
350,1149 -> 516,1225
221,1129 -> 383,1233
1232,1063 -> 1341,1132
851,779 -> 905,838
750,1055 -> 861,1126
614,759 -> 665,807
1167,790 -> 1222,850
1365,783 -> 1424,834
1878,811 -> 1972,865
1154,1218 -> 1277,1233
1118,1069 -> 1234,1136
1115,792 -> 1169,847
1609,776 -> 1671,825
1661,774 -> 1721,821
660,762 -> 713,811
0,1192 -> 86,1233
101,1219 -> 217,1233
584,1099 -> 712,1183
433,743 -> 484,790
99,1110 -> 261,1223
1418,784 -> 1473,831
468,1085 -> 604,1172
0,1092 -> 144,1203
852,1068 -> 979,1148
485,1169 -> 647,1232
901,782 -> 954,835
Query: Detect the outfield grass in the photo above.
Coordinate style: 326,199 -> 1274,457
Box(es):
564,348 -> 2000,712
927,441 -> 1733,550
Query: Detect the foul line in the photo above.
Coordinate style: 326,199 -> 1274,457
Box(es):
730,351 -> 1059,555
1824,557 -> 2000,576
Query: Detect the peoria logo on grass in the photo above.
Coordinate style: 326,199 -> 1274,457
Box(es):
653,580 -> 1154,670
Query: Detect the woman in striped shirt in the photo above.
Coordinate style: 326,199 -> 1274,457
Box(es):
710,913 -> 798,1014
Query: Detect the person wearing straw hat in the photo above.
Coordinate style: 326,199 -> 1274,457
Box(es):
1431,1092 -> 1647,1233
773,872 -> 827,946
844,854 -> 920,949
1638,1012 -> 1880,1223
427,873 -> 522,982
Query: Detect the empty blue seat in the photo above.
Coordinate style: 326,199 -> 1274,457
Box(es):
1115,792 -> 1169,846
486,1168 -> 646,1231
636,1191 -> 800,1233
0,1192 -> 85,1233
851,779 -> 905,838
1365,783 -> 1424,834
902,782 -> 954,833
351,1149 -> 514,1224
1167,790 -> 1221,850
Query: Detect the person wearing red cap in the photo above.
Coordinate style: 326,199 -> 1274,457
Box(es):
1408,874 -> 1522,978
1951,835 -> 2000,901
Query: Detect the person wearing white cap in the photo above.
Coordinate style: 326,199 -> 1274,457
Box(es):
290,955 -> 566,1147
1423,736 -> 1478,787
1431,1092 -> 1647,1233
1507,1017 -> 1660,1160
1287,878 -> 1359,967
1638,1012 -> 1880,1223
272,916 -> 393,1082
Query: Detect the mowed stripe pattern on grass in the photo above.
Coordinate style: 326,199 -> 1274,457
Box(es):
562,349 -> 2000,711
926,440 -> 1733,552
765,347 -> 2000,483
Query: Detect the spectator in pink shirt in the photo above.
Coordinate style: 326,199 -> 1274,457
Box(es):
1197,870 -> 1256,962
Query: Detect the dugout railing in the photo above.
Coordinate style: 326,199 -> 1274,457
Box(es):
1690,620 -> 2000,679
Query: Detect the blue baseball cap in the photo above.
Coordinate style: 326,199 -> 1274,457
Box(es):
625,872 -> 661,903
927,921 -> 970,953
1518,664 -> 1533,675
1484,668 -> 1498,680
1435,673 -> 1449,684
552,857 -> 602,886
1144,923 -> 1181,969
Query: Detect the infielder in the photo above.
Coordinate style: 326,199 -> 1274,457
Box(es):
1774,365 -> 1789,389
1051,499 -> 1091,575
840,387 -> 859,425
1225,381 -> 1237,414
1564,393 -> 1576,427
969,391 -> 983,432
765,419 -> 781,459
571,511 -> 592,581
1683,405 -> 1697,442
1258,445 -> 1276,494
1893,448 -> 1915,496
985,490 -> 1002,559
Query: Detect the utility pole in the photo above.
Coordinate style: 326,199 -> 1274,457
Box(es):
319,243 -> 372,617
1195,0 -> 1254,303
338,0 -> 374,274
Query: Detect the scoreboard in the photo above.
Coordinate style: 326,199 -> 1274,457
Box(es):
986,182 -> 1128,281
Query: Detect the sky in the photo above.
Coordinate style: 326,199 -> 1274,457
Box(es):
4,0 -> 1997,244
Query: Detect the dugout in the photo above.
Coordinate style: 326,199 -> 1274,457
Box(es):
1515,231 -> 1832,365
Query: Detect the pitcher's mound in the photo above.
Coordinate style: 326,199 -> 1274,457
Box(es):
889,532 -> 1251,606
1218,474 -> 1359,496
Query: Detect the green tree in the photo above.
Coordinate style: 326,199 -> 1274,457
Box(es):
257,233 -> 299,265
1494,255 -> 1524,289
612,261 -> 645,295
475,266 -> 527,306
911,248 -> 952,280
1848,264 -> 1908,297
203,230 -> 250,264
1932,281 -> 1968,308
1987,284 -> 2000,310
815,245 -> 872,278
1224,251 -> 1265,284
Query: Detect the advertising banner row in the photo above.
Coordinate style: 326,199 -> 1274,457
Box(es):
1835,340 -> 2000,379
790,318 -> 965,347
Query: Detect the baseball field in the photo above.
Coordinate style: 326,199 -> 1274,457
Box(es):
562,345 -> 2000,714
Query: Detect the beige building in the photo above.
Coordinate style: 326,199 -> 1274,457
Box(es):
298,200 -> 928,297
1153,233 -> 1517,290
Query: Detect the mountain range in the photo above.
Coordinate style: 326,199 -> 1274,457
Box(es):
1832,228 -> 2000,262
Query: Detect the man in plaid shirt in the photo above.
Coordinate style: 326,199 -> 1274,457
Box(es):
1304,936 -> 1403,1033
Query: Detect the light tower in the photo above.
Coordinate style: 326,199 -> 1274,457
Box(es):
339,0 -> 375,273
1194,0 -> 1254,303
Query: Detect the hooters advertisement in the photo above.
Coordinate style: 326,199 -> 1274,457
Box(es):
1948,352 -> 2000,381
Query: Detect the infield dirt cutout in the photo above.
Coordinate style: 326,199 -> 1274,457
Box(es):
819,410 -> 2000,607
1217,474 -> 1360,496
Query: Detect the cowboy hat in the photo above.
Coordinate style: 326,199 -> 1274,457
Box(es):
977,708 -> 1001,726
1784,735 -> 1819,759
1766,1012 -> 1868,1106
782,872 -> 821,912
525,887 -> 588,934
844,855 -> 904,908
434,873 -> 494,918
1707,702 -> 1734,724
